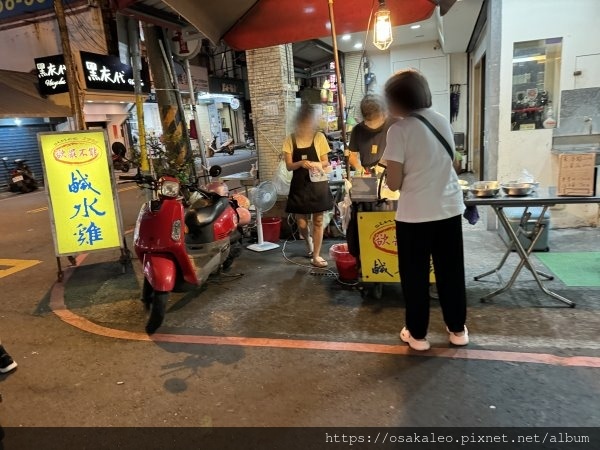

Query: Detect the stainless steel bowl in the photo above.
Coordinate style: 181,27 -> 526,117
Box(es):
501,182 -> 534,196
506,180 -> 540,191
470,181 -> 500,198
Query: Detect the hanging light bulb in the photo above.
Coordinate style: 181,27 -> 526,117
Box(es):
373,0 -> 393,51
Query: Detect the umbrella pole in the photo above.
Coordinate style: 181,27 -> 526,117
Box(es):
327,0 -> 350,177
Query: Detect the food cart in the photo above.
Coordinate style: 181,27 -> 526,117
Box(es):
350,177 -> 435,299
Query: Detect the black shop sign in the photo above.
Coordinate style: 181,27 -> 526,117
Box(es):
81,51 -> 150,93
35,54 -> 69,96
34,52 -> 150,96
208,77 -> 245,97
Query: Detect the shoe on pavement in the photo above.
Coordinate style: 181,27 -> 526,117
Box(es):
0,346 -> 17,374
447,326 -> 469,346
399,327 -> 431,351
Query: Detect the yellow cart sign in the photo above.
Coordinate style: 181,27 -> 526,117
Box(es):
358,212 -> 435,283
38,131 -> 124,256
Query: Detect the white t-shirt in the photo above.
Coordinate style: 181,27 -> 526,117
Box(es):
382,108 -> 464,223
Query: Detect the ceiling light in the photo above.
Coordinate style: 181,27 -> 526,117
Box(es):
14,118 -> 22,126
373,0 -> 393,51
342,34 -> 351,41
354,43 -> 363,49
410,24 -> 421,30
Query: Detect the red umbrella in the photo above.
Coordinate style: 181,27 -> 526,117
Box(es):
118,0 -> 456,50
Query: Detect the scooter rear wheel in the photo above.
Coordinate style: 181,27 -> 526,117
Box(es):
146,291 -> 168,334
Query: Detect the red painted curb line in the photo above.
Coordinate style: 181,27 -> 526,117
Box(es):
49,255 -> 600,368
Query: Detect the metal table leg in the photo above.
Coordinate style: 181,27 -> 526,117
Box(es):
476,206 -> 575,307
474,207 -> 551,282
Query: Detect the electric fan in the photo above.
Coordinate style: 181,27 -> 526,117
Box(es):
247,181 -> 279,252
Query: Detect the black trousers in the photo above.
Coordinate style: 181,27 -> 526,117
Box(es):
396,215 -> 467,339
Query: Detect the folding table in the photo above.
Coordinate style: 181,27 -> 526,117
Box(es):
464,187 -> 600,307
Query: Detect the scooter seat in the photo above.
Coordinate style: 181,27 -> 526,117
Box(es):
185,197 -> 229,231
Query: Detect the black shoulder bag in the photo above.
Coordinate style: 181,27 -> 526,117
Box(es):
410,113 -> 479,225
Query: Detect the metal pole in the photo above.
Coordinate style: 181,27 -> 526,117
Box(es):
53,0 -> 85,130
127,17 -> 150,174
184,58 -> 209,181
327,0 -> 349,177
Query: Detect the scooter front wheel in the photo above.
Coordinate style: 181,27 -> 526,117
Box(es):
146,291 -> 168,334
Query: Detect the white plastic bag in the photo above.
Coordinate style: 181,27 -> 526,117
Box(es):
338,179 -> 353,234
273,158 -> 292,195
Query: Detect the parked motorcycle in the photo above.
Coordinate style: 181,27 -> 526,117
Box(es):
120,171 -> 243,334
1,157 -> 38,193
111,142 -> 134,173
207,135 -> 234,157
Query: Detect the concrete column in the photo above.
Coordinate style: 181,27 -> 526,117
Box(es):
246,44 -> 297,182
484,0 -> 502,230
484,0 -> 501,183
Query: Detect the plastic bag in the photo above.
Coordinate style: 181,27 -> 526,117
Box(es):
273,158 -> 292,195
518,169 -> 535,183
308,166 -> 328,183
338,180 -> 353,234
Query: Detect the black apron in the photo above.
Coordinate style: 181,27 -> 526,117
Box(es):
285,134 -> 333,214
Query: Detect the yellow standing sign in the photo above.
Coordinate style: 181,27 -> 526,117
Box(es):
38,131 -> 124,256
358,212 -> 435,283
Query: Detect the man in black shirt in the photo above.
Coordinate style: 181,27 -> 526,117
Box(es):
348,95 -> 395,173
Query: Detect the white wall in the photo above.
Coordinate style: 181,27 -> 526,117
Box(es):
364,41 -> 454,121
365,50 -> 391,95
0,8 -> 107,72
498,0 -> 600,227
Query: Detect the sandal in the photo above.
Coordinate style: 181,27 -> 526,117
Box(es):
311,256 -> 328,268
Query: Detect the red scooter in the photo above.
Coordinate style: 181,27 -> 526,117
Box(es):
121,172 -> 242,334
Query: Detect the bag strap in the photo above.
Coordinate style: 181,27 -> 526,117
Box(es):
409,113 -> 454,161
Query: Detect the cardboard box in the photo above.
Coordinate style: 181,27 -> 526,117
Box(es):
557,153 -> 596,196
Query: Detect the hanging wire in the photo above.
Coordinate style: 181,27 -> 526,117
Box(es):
346,0 -> 377,117
280,214 -> 359,287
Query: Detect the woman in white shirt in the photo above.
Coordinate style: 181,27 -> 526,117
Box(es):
381,69 -> 468,351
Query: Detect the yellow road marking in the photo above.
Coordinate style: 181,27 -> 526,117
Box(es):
0,259 -> 42,279
27,206 -> 49,214
118,185 -> 138,193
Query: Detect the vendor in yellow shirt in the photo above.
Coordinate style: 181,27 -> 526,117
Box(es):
283,103 -> 333,268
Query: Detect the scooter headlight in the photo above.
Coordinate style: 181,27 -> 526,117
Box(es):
171,219 -> 182,241
161,180 -> 179,198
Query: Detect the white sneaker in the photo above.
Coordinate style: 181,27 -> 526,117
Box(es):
399,327 -> 431,351
447,326 -> 469,346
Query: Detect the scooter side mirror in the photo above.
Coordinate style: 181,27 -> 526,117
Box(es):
209,165 -> 222,178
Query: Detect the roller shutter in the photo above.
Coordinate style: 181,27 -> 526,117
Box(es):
0,125 -> 52,188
